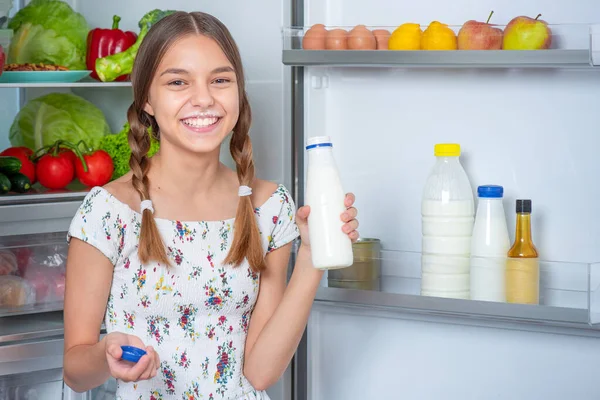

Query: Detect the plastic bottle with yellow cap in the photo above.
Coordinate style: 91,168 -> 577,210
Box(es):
421,143 -> 475,299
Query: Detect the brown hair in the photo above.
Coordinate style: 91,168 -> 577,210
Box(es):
128,12 -> 265,272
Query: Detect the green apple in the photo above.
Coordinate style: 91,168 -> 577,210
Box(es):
503,14 -> 552,50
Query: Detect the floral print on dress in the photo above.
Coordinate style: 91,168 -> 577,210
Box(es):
204,278 -> 232,312
124,311 -> 135,329
106,294 -> 117,325
188,265 -> 202,280
149,390 -> 163,400
177,304 -> 200,341
161,361 -> 177,395
66,184 -> 299,399
139,295 -> 151,309
219,222 -> 231,251
147,316 -> 170,345
182,381 -> 201,400
167,246 -> 185,266
154,275 -> 174,300
173,349 -> 190,369
174,221 -> 196,243
133,266 -> 147,293
214,340 -> 237,396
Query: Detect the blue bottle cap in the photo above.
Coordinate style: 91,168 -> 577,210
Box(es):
120,345 -> 147,363
477,185 -> 504,198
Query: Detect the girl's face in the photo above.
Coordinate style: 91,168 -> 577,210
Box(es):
144,34 -> 240,155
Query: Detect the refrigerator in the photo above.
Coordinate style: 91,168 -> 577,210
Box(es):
1,0 -> 600,399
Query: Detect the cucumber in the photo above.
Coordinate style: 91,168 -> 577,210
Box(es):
0,156 -> 22,174
7,172 -> 31,193
0,173 -> 11,194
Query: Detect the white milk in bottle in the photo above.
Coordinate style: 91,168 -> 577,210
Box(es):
470,185 -> 510,302
421,143 -> 474,299
305,136 -> 353,270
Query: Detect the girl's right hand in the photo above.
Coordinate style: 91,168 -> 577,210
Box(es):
104,332 -> 160,382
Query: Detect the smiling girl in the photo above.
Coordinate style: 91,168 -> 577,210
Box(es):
62,11 -> 359,400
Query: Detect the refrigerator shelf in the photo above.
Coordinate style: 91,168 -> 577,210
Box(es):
283,49 -> 596,69
316,250 -> 600,330
282,24 -> 600,68
0,81 -> 132,88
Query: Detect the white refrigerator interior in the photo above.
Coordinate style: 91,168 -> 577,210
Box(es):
299,0 -> 600,399
1,0 -> 292,399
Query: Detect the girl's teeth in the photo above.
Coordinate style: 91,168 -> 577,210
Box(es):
183,117 -> 218,127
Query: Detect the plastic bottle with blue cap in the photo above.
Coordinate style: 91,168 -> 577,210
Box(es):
305,136 -> 353,270
470,185 -> 510,302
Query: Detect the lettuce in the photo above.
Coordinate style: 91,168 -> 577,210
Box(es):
9,93 -> 111,151
8,0 -> 89,70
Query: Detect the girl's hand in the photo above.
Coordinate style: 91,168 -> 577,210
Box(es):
104,332 -> 160,383
296,193 -> 360,248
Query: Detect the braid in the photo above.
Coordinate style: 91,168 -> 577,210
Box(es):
223,95 -> 265,272
127,104 -> 170,266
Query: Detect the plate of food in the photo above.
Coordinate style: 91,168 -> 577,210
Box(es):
0,63 -> 91,83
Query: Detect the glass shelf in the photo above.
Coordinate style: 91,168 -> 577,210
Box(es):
282,23 -> 600,68
316,249 -> 600,329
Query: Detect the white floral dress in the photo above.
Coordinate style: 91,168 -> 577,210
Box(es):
67,184 -> 300,400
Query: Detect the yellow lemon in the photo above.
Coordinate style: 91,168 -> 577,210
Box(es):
421,21 -> 457,50
388,23 -> 423,50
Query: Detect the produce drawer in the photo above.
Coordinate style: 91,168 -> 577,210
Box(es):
0,232 -> 67,317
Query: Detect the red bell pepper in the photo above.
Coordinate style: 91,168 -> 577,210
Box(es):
86,15 -> 137,82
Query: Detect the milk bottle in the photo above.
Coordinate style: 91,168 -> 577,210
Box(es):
470,185 -> 510,302
305,136 -> 353,270
421,144 -> 474,299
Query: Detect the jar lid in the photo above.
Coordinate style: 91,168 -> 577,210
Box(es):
477,185 -> 503,198
434,143 -> 460,157
120,345 -> 147,363
516,199 -> 532,213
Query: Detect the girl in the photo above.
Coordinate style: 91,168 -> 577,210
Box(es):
62,11 -> 359,400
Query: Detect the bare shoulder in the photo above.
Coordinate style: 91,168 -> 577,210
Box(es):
102,172 -> 140,210
251,179 -> 279,208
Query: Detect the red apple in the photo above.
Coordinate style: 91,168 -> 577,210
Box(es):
503,14 -> 552,50
458,11 -> 503,50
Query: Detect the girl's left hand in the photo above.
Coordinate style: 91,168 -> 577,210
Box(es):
296,193 -> 360,248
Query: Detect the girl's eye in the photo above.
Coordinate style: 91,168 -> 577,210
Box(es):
168,80 -> 185,86
213,78 -> 231,85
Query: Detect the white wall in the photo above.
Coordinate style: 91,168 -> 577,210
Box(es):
303,0 -> 600,398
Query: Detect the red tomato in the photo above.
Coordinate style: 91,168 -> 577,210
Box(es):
0,147 -> 36,183
58,149 -> 77,166
36,153 -> 74,189
75,150 -> 114,187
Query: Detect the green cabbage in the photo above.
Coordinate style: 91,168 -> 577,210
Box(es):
8,0 -> 89,70
9,93 -> 111,151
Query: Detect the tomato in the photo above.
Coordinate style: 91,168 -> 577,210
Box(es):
36,153 -> 74,189
58,149 -> 77,166
75,150 -> 114,187
0,147 -> 36,183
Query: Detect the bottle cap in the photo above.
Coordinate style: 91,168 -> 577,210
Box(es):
306,136 -> 333,150
477,185 -> 503,198
516,199 -> 532,213
120,345 -> 147,363
434,143 -> 460,157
